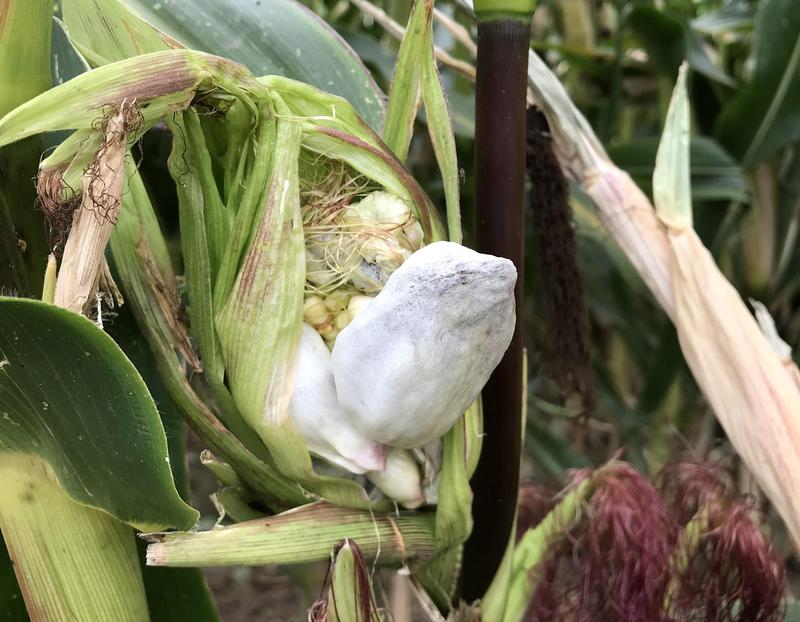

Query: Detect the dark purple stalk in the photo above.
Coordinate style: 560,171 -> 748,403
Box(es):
459,16 -> 531,601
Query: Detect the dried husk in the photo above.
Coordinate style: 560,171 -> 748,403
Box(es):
54,102 -> 134,313
527,54 -> 800,547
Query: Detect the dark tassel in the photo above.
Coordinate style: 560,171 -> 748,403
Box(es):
526,106 -> 595,414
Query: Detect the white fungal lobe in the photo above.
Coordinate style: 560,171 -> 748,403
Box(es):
331,241 -> 517,448
288,324 -> 388,473
367,448 -> 425,509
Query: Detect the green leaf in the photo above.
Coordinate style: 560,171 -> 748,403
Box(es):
122,0 -> 385,131
627,7 -> 734,86
107,304 -> 220,622
0,179 -> 27,295
421,20 -> 462,243
62,0 -> 181,65
607,137 -> 748,203
139,548 -> 220,622
383,0 -> 432,159
0,454 -> 150,621
0,297 -> 198,531
0,0 -> 52,117
626,7 -> 685,74
691,3 -> 755,35
715,0 -> 800,165
0,0 -> 53,296
686,28 -> 735,88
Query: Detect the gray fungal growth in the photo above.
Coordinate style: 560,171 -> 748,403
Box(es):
331,241 -> 517,448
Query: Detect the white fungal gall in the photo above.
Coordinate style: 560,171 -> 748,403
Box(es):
367,448 -> 425,509
331,241 -> 517,448
347,295 -> 373,318
288,324 -> 388,473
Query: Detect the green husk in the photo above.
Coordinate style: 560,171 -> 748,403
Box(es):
381,0 -> 461,242
653,62 -> 692,231
215,94 -> 305,434
502,477 -> 594,622
211,488 -> 265,524
421,40 -> 462,244
663,504 -> 710,615
324,540 -> 383,622
168,109 -> 227,384
0,50 -> 257,147
145,502 -> 436,568
108,161 -> 309,511
41,255 -> 57,304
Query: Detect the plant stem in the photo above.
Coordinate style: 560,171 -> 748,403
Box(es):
0,455 -> 149,621
460,12 -> 531,601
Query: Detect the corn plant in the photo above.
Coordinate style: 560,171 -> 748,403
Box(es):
0,0 -> 798,620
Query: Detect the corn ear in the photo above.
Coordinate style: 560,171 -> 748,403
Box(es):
145,502 -> 436,568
